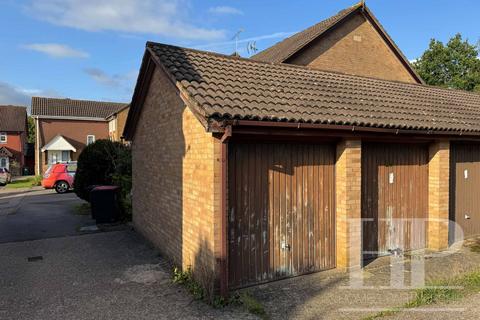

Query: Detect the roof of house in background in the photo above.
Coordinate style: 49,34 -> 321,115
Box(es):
105,104 -> 130,120
125,42 -> 480,138
31,97 -> 128,119
250,2 -> 423,83
0,105 -> 27,132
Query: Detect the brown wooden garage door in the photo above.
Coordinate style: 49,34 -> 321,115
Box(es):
362,143 -> 428,259
228,143 -> 335,288
450,143 -> 480,241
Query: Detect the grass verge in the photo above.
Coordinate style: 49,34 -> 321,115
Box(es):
363,269 -> 480,319
5,176 -> 42,189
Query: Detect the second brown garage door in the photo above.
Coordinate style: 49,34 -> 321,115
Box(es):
228,142 -> 335,288
450,143 -> 480,241
362,143 -> 429,259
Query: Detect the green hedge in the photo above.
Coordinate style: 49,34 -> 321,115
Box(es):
74,140 -> 132,219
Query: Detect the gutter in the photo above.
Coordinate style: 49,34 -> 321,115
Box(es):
221,119 -> 476,138
34,116 -> 40,175
32,115 -> 107,122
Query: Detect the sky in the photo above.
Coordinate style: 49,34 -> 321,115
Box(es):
0,0 -> 478,110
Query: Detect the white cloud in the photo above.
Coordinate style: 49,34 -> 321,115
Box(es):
0,81 -> 61,111
84,68 -> 138,92
26,0 -> 225,41
23,43 -> 89,58
209,6 -> 243,15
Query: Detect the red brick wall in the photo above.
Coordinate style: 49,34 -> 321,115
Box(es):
36,119 -> 109,174
286,12 -> 417,83
131,65 -> 221,283
0,131 -> 24,168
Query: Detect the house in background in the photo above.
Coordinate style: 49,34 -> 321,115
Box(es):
106,104 -> 130,142
0,105 -> 28,175
251,2 -> 423,84
31,97 -> 128,175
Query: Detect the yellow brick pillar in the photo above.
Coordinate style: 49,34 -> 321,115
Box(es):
428,140 -> 450,251
336,139 -> 362,270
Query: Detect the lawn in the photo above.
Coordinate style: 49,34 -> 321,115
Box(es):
5,176 -> 42,189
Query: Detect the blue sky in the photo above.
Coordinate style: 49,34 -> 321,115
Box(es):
0,0 -> 478,109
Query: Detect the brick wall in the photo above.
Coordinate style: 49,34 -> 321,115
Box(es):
428,140 -> 450,250
0,132 -> 24,169
132,65 -> 221,281
287,11 -> 417,84
36,118 -> 109,174
335,139 -> 362,269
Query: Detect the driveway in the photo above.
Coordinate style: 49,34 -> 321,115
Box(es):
0,189 -> 95,243
0,189 -> 254,319
0,230 -> 254,320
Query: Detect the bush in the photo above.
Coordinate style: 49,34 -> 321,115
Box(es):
74,140 -> 132,219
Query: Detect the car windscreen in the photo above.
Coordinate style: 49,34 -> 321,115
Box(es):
66,164 -> 77,173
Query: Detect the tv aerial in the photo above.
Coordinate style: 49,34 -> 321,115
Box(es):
247,41 -> 258,55
232,28 -> 244,56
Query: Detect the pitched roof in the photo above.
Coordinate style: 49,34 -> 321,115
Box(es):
0,105 -> 27,132
0,147 -> 13,158
250,2 -> 423,83
125,42 -> 480,138
31,97 -> 128,119
251,3 -> 359,63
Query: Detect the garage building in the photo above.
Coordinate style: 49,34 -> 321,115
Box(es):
123,3 -> 480,293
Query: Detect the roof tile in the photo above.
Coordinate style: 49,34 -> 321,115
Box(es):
147,42 -> 480,133
0,105 -> 27,132
31,97 -> 128,119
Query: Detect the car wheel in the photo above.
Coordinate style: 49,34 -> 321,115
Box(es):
55,181 -> 69,194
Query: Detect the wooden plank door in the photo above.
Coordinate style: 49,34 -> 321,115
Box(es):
362,143 -> 428,260
450,143 -> 480,241
228,142 -> 335,288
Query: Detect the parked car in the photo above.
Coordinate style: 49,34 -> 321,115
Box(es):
0,168 -> 12,185
42,162 -> 77,194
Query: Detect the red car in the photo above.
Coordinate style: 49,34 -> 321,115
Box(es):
42,162 -> 77,194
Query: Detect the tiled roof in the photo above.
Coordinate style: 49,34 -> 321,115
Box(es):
0,105 -> 27,132
147,42 -> 480,133
31,97 -> 128,119
251,4 -> 360,63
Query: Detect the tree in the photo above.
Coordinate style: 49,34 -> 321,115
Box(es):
413,34 -> 480,92
27,116 -> 35,143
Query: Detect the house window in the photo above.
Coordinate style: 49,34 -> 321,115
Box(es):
62,151 -> 70,162
0,157 -> 7,168
48,150 -> 70,164
0,132 -> 6,144
87,135 -> 95,145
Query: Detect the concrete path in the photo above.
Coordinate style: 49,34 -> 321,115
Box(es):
0,230 -> 254,320
0,189 -> 96,243
248,244 -> 480,320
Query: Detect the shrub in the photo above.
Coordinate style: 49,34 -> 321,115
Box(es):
74,140 -> 132,219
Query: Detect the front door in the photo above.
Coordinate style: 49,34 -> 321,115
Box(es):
0,157 -> 8,169
228,142 -> 336,288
